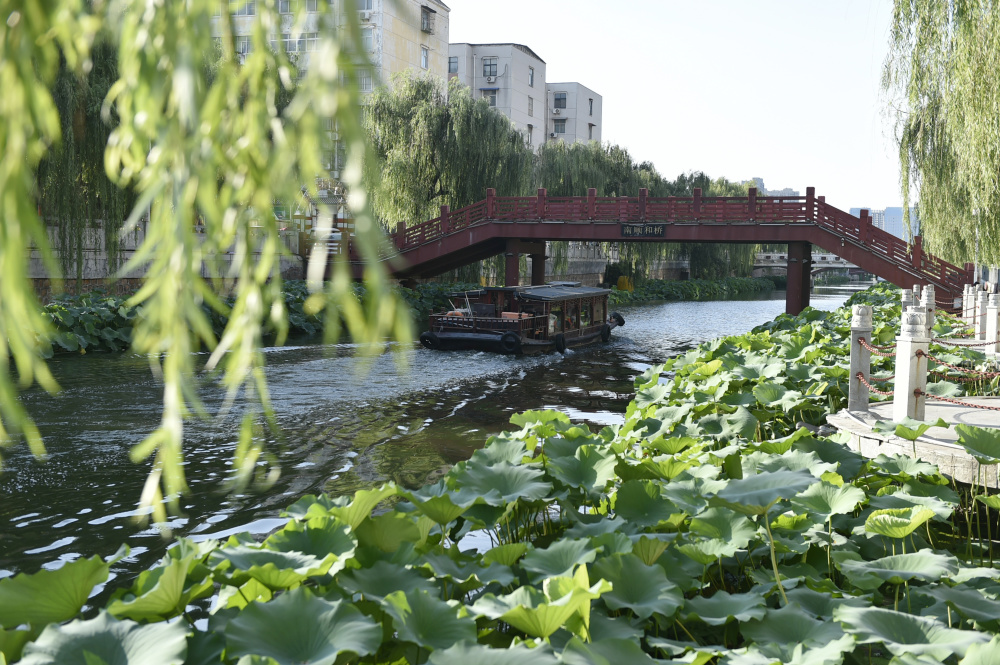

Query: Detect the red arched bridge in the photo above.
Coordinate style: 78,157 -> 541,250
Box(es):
345,186 -> 971,315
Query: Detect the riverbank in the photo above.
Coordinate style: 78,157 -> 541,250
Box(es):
6,282 -> 1000,664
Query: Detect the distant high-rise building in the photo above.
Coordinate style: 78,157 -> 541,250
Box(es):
751,178 -> 798,197
849,206 -> 918,241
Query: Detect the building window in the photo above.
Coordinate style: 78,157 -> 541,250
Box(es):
553,119 -> 566,134
420,46 -> 428,69
448,56 -> 457,74
589,98 -> 593,116
278,0 -> 291,13
553,92 -> 566,109
420,6 -> 433,33
359,72 -> 373,92
358,0 -> 373,9
528,66 -> 534,87
527,124 -> 533,145
483,56 -> 497,77
235,35 -> 252,54
528,97 -> 533,117
307,0 -> 317,10
323,150 -> 335,170
361,26 -> 374,51
588,123 -> 594,140
232,0 -> 255,16
482,89 -> 497,107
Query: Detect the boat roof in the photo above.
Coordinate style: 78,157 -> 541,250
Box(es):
448,284 -> 610,302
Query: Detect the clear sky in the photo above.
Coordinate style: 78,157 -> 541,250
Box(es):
444,0 -> 900,211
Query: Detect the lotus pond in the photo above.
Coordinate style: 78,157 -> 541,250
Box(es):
9,283 -> 1000,664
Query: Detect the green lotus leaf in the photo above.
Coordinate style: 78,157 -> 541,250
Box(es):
753,382 -> 806,411
471,435 -> 531,465
213,578 -> 272,612
871,454 -> 939,479
635,384 -> 671,410
960,636 -> 1000,665
924,381 -> 962,398
354,511 -> 422,552
751,634 -> 856,665
873,417 -> 948,442
483,542 -> 529,567
612,480 -> 680,527
183,630 -> 225,665
869,491 -> 955,521
547,444 -> 618,492
235,657 -> 280,665
755,427 -> 816,455
18,611 -> 187,665
711,469 -> 819,516
107,554 -> 213,622
470,573 -> 608,639
647,433 -> 699,455
264,515 -> 356,560
590,531 -> 633,556
865,507 -> 936,539
733,362 -> 785,381
683,590 -> 767,626
209,545 -> 335,589
564,515 -> 638,540
419,552 -> 515,587
687,506 -> 757,550
0,628 -> 29,664
792,481 -> 866,518
402,481 -> 479,525
914,585 -> 1000,628
660,480 -> 710,515
225,587 -> 381,664
281,493 -> 338,520
630,534 -> 676,566
427,643 -> 559,665
637,454 -> 693,481
976,494 -> 1000,510
0,555 -> 109,629
782,587 -> 871,619
833,605 -> 988,660
741,604 -> 846,647
328,483 -> 398,529
510,409 -> 571,431
956,424 -> 1000,465
591,553 -> 682,619
560,636 -> 665,665
743,450 -> 837,478
521,539 -> 598,582
336,560 -> 437,599
690,407 -> 758,441
452,461 -> 552,506
838,551 -> 960,590
382,589 -> 476,650
793,436 -> 866,480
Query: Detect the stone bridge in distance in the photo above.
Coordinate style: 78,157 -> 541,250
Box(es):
344,187 -> 970,315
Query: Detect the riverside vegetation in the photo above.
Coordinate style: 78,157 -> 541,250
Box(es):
6,283 -> 1000,664
37,277 -> 774,356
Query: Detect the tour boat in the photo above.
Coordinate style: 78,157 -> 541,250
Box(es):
419,282 -> 624,355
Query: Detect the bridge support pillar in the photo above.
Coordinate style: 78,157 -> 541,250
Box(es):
530,253 -> 546,285
786,242 -> 812,315
505,248 -> 520,287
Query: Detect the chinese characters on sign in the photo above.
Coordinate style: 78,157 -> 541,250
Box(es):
621,224 -> 666,238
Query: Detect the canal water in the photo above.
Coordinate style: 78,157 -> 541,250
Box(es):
0,285 -> 862,582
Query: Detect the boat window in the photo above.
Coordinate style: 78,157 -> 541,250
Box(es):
566,303 -> 579,330
549,305 -> 562,334
580,302 -> 591,327
594,299 -> 604,324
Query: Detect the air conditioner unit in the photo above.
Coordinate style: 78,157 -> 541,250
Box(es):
486,75 -> 496,83
360,10 -> 371,20
549,132 -> 557,138
552,108 -> 561,115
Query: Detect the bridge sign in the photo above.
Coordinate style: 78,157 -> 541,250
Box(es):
621,223 -> 666,238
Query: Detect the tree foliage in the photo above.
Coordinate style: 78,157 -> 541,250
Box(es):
884,0 -> 1000,264
1,0 -> 408,520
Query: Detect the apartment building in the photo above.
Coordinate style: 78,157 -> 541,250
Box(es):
546,82 -> 601,144
448,42 -> 602,150
849,206 -> 919,241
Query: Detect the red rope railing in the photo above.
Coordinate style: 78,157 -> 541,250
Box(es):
858,337 -> 897,357
915,390 -> 1000,411
856,372 -> 895,396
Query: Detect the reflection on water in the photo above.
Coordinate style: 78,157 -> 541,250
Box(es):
0,285 -> 862,580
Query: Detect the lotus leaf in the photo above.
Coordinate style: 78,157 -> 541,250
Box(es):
865,506 -> 936,539
264,515 -> 356,558
354,511 -> 422,553
590,531 -> 634,556
833,605 -> 988,659
688,507 -> 757,549
914,585 -> 1000,628
740,604 -> 847,646
452,461 -> 552,506
521,539 -> 598,582
510,409 -> 571,428
325,483 -> 398,529
871,454 -> 940,480
427,643 -> 559,665
336,560 -> 437,599
838,551 -> 960,590
792,481 -> 866,518
683,590 -> 767,625
956,424 -> 1000,465
547,444 -> 618,492
689,407 -> 758,441
868,490 -> 955,521
472,435 -> 531,465
281,493 -> 338,521
637,454 -> 693,481
213,578 -> 272,612
924,381 -> 962,397
732,362 -> 785,381
612,480 -> 680,527
753,383 -> 806,411
420,552 -> 515,587
793,437 -> 866,481
225,587 -> 381,665
742,450 -> 837,477
209,545 -> 336,589
564,515 -> 638,539
590,553 -> 682,619
721,392 -> 759,408
402,481 -> 480,525
483,542 -> 529,567
18,611 -> 187,665
647,433 -> 698,455
873,417 -> 947,442
381,589 -> 476,650
560,637 -> 664,665
754,427 -> 815,455
751,635 -> 856,665
711,469 -> 819,516
635,384 -> 671,410
782,586 -> 871,619
961,636 -> 1000,665
0,629 -> 29,664
0,555 -> 109,629
630,534 -> 676,566
107,554 -> 213,622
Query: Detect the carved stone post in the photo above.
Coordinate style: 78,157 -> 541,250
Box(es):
988,294 -> 1000,356
920,285 -> 936,339
901,288 -> 914,313
849,305 -> 873,412
964,285 -> 974,326
892,306 -> 930,422
980,291 -> 990,340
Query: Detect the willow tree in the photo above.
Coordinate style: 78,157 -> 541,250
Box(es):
1,0 -> 407,520
364,74 -> 533,231
883,0 -> 1000,264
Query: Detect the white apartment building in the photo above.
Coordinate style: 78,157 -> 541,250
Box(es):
449,43 -> 547,149
547,82 -> 602,144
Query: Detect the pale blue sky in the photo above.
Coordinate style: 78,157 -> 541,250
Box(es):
445,0 -> 900,211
